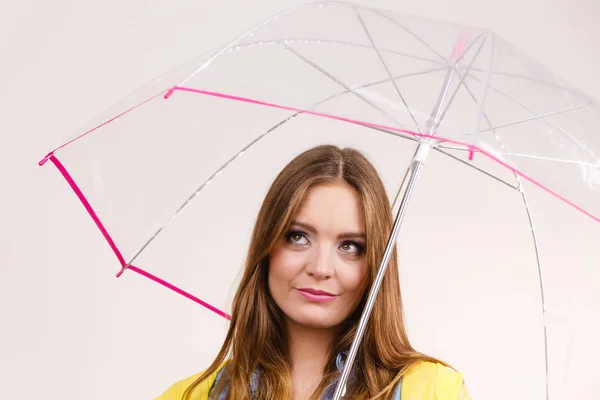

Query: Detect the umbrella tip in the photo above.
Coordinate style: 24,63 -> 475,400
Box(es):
164,87 -> 176,99
38,152 -> 54,166
116,266 -> 127,278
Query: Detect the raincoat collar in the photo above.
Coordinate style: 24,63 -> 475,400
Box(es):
213,351 -> 356,399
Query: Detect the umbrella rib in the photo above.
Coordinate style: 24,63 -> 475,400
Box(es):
133,74 -> 598,311
337,97 -> 519,191
117,84 -> 600,303
175,1 -> 335,87
516,182 -> 550,400
43,64 -> 445,156
460,67 -> 594,102
366,8 -> 449,65
439,144 -> 600,168
136,70 -> 599,271
435,147 -> 518,190
352,66 -> 448,93
457,71 -> 551,399
487,153 -> 600,167
432,33 -> 488,130
476,102 -> 595,134
124,112 -> 303,268
174,1 -> 452,90
47,153 -> 232,319
125,68 -> 449,267
125,108 -> 422,270
367,125 -> 519,190
283,44 -> 408,129
329,66 -> 448,135
462,73 -> 598,163
433,56 -> 526,192
353,5 -> 423,133
257,38 -> 445,66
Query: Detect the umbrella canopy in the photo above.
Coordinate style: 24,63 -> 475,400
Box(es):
39,2 -> 600,399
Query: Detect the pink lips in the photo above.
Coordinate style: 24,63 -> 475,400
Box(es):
296,288 -> 338,303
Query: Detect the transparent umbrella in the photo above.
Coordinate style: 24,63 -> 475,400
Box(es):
39,2 -> 600,399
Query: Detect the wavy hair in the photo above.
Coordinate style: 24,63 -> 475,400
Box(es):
183,145 -> 448,400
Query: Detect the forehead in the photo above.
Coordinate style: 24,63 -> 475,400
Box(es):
294,183 -> 364,231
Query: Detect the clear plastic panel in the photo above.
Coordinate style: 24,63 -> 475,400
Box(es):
49,1 -> 600,227
42,2 -> 600,399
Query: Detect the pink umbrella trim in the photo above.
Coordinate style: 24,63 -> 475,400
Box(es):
47,154 -> 232,320
40,86 -> 600,320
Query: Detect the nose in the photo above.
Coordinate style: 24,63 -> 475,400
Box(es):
306,246 -> 334,280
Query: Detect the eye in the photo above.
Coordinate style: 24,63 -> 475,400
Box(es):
285,230 -> 310,246
339,241 -> 365,256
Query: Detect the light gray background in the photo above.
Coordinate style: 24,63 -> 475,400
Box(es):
1,0 -> 599,399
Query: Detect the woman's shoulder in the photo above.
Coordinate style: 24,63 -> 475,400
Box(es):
155,371 -> 205,400
154,361 -> 229,400
401,361 -> 471,399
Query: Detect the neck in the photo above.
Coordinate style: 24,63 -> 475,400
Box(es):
286,318 -> 338,374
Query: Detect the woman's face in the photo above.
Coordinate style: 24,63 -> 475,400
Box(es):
268,182 -> 369,330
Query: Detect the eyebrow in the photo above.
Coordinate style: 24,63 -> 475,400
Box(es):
290,220 -> 366,240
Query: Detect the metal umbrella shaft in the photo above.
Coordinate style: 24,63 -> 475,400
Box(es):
332,66 -> 456,399
331,142 -> 429,399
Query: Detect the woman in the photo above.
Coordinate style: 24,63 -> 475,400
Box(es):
157,145 -> 471,399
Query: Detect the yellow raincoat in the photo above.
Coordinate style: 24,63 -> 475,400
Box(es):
156,361 -> 471,399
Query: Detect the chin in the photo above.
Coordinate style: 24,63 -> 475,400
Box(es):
288,308 -> 345,330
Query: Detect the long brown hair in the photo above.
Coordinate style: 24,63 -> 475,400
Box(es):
183,145 -> 448,400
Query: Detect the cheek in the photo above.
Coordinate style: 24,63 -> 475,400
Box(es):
338,260 -> 369,294
268,247 -> 305,287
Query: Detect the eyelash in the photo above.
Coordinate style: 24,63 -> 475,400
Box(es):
284,230 -> 366,255
342,241 -> 366,256
284,230 -> 309,245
